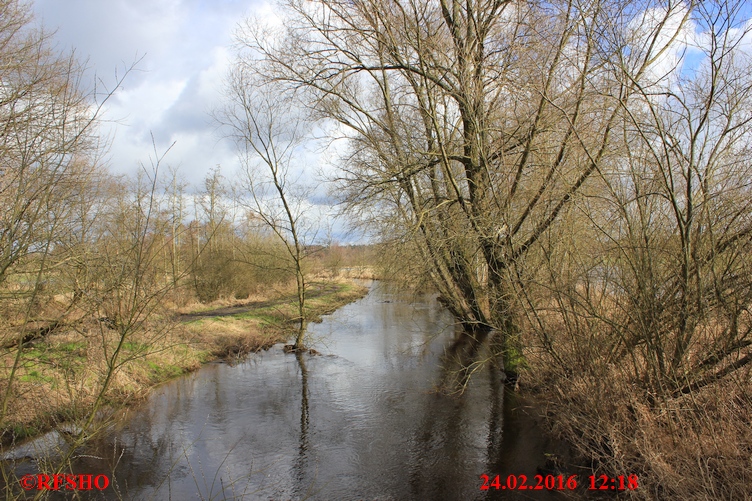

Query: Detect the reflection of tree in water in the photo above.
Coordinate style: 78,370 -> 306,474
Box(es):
295,351 -> 310,453
397,330 -> 505,499
436,329 -> 510,486
293,350 -> 316,500
438,329 -> 506,395
485,362 -> 504,472
433,332 -> 564,501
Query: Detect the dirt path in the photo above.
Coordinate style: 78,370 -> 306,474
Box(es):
177,283 -> 344,321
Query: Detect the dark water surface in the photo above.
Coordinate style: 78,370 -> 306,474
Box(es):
8,282 -> 577,500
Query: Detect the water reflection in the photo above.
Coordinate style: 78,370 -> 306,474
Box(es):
6,282 -> 572,500
293,350 -> 310,499
439,329 -> 495,394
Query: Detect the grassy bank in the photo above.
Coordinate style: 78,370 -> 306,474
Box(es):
179,280 -> 370,358
0,279 -> 369,446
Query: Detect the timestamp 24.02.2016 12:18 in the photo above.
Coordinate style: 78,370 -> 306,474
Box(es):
479,473 -> 639,492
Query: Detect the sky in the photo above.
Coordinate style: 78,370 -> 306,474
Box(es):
31,0 -> 351,240
31,0 -> 281,188
28,0 -> 752,245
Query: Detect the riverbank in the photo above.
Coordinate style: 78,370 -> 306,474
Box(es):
521,334 -> 752,500
0,279 -> 368,446
180,280 -> 370,358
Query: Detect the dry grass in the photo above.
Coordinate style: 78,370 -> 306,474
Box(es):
524,336 -> 752,500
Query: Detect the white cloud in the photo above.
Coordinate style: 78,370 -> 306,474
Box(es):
31,0 -> 265,189
626,3 -> 695,90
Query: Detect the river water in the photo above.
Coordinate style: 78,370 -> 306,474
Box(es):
8,282 -> 576,500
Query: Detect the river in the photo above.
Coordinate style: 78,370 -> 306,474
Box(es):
7,282 -> 578,500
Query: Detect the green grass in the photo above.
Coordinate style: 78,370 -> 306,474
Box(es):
232,312 -> 280,324
58,342 -> 85,352
22,343 -> 86,374
145,360 -> 184,380
122,341 -> 149,352
19,370 -> 54,384
23,346 -> 51,362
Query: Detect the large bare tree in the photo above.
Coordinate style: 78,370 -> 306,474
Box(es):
525,0 -> 752,394
234,0 -> 682,374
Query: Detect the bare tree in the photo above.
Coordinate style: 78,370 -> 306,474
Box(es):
190,165 -> 238,302
0,0 -> 129,423
220,64 -> 316,350
548,0 -> 752,394
165,164 -> 188,293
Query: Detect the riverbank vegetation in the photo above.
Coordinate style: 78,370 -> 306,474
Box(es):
234,0 -> 752,497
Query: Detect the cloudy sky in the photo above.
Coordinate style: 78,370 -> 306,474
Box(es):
31,0 -> 282,188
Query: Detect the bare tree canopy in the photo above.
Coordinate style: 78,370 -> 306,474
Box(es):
220,62 -> 319,349
0,0 -> 101,284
